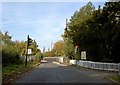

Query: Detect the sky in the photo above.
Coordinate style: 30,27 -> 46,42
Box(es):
1,1 -> 106,52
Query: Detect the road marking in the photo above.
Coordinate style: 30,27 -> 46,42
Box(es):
52,61 -> 67,66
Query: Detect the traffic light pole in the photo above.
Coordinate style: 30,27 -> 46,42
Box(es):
25,35 -> 29,66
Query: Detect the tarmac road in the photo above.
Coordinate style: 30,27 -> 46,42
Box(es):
14,58 -> 118,84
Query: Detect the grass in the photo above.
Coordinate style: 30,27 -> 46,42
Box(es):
2,61 -> 40,83
109,75 -> 120,83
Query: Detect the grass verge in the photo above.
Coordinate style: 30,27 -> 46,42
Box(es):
2,61 -> 40,84
108,75 -> 120,84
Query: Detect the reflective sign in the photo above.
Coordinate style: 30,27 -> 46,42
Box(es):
81,51 -> 86,60
26,49 -> 32,54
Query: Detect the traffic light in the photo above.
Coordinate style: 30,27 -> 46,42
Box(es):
25,35 -> 33,66
28,35 -> 33,46
76,45 -> 79,51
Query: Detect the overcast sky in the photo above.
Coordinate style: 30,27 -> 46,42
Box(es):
1,1 -> 106,52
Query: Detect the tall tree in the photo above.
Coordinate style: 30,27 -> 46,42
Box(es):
63,2 -> 95,60
63,2 -> 120,63
53,40 -> 64,56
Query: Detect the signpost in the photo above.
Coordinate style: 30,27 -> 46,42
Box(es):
81,51 -> 86,60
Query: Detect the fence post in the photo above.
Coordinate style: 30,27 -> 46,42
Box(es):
118,63 -> 120,75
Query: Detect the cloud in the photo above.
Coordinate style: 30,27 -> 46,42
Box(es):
2,2 -> 105,51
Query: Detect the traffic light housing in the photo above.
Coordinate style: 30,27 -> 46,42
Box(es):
28,36 -> 33,46
76,45 -> 79,51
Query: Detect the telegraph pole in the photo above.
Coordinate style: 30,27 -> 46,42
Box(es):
66,18 -> 68,29
51,41 -> 53,51
25,35 -> 29,66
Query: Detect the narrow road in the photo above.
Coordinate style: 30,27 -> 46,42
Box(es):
14,58 -> 117,84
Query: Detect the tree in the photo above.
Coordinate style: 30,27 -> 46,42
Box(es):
1,31 -> 14,45
63,38 -> 75,59
35,50 -> 43,62
63,2 -> 120,63
1,30 -> 41,66
63,2 -> 95,60
1,31 -> 23,66
53,40 -> 64,56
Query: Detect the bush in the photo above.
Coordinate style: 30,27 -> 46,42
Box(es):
2,45 -> 23,66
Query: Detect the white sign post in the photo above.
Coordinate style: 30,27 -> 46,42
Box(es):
81,51 -> 86,60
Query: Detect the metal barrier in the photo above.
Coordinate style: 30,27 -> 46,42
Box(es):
118,63 -> 120,75
70,60 -> 118,72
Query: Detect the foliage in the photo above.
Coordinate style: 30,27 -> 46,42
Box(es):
53,40 -> 64,56
1,31 -> 24,66
63,38 -> 75,59
35,52 -> 43,58
14,40 -> 26,56
2,61 -> 38,83
63,2 -> 95,60
63,2 -> 120,63
2,44 -> 23,66
109,75 -> 120,83
0,31 -> 14,45
44,50 -> 55,57
1,30 -> 41,66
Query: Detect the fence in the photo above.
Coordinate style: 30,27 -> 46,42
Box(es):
70,60 -> 118,72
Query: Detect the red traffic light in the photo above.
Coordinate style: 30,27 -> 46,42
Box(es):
76,45 -> 79,48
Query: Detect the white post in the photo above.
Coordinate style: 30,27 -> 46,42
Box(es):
118,63 -> 120,75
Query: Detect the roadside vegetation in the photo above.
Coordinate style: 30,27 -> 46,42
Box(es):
0,31 -> 42,83
2,61 -> 38,83
109,75 -> 120,83
45,2 -> 120,63
63,2 -> 120,63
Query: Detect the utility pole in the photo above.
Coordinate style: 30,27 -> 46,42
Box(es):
66,18 -> 68,29
51,41 -> 53,51
25,35 -> 29,66
43,46 -> 45,57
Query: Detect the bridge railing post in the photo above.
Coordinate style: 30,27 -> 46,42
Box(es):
118,63 -> 120,75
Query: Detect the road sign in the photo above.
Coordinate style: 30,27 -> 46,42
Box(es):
81,51 -> 86,60
28,49 -> 32,54
26,49 -> 32,54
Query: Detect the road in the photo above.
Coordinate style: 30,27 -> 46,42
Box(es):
14,57 -> 117,84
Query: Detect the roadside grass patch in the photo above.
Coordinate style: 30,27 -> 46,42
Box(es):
2,61 -> 39,83
109,75 -> 120,83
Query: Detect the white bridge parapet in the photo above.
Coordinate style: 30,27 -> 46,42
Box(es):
58,57 -> 64,63
70,60 -> 119,72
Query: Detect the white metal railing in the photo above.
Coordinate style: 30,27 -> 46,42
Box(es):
118,63 -> 120,75
70,60 -> 119,72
